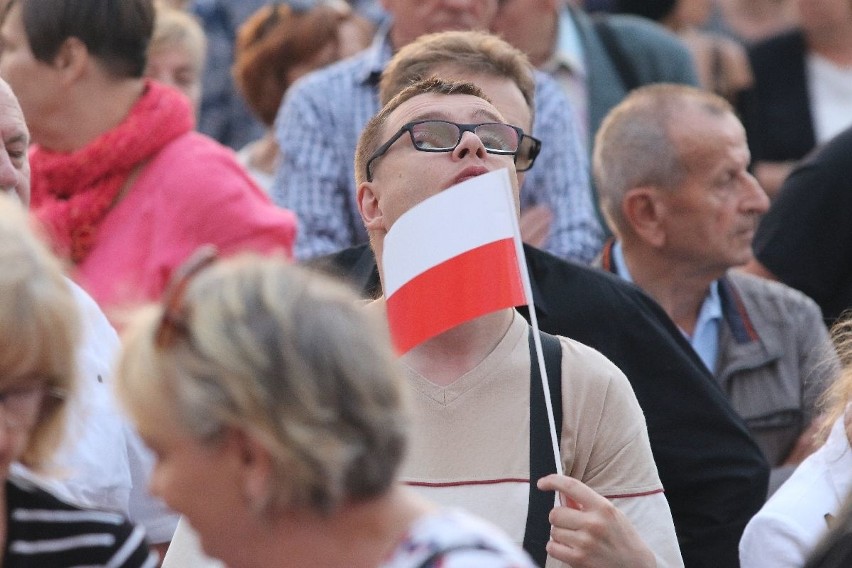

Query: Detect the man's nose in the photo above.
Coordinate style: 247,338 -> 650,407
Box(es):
452,130 -> 487,160
742,172 -> 770,214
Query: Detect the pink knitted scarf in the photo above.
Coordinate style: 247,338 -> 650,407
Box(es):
30,80 -> 193,263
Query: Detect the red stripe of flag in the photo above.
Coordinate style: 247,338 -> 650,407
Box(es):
386,238 -> 525,353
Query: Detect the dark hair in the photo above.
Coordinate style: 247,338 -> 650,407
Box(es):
18,0 -> 154,78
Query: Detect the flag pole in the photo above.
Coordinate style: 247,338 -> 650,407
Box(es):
501,170 -> 564,496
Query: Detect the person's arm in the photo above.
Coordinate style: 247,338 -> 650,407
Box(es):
524,74 -> 604,263
537,474 -> 657,568
271,77 -> 362,260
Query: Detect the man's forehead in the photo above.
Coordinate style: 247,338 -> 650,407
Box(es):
386,92 -> 506,129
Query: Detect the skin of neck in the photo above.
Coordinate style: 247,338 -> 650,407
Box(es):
35,73 -> 145,152
619,239 -> 722,336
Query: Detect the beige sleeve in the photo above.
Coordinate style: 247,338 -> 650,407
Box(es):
557,337 -> 684,568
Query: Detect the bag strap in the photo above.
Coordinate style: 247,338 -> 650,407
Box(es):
523,329 -> 563,567
593,17 -> 642,91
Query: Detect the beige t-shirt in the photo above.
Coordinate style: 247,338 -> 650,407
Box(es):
400,310 -> 683,568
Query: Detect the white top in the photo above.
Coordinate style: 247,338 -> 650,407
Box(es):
807,53 -> 852,145
739,414 -> 852,567
163,508 -> 536,568
13,279 -> 179,543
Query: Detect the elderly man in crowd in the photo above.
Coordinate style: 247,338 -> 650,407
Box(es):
593,83 -> 837,495
273,0 -> 604,263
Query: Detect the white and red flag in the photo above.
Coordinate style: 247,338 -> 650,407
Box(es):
382,168 -> 528,354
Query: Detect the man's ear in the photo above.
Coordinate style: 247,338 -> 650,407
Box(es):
52,36 -> 88,85
622,186 -> 667,248
357,181 -> 384,234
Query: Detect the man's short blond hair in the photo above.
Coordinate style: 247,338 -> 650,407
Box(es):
379,30 -> 535,113
354,77 -> 490,186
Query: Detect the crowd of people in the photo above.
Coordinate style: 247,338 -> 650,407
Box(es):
0,0 -> 850,567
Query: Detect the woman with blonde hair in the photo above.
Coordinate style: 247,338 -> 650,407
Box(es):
0,195 -> 155,566
145,1 -> 207,113
117,250 -> 536,568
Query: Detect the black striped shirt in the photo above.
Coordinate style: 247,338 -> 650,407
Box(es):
4,476 -> 158,567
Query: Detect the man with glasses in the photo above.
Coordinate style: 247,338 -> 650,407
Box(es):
316,30 -> 770,568
272,0 -> 604,264
353,76 -> 683,568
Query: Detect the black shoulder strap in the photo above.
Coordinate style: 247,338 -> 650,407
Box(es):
523,329 -> 563,567
593,17 -> 642,92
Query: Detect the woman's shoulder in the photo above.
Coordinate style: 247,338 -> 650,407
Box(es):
6,475 -> 157,567
382,508 -> 536,568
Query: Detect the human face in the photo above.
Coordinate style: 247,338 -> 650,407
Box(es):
132,398 -> 256,567
145,43 -> 203,112
0,4 -> 62,145
0,82 -> 29,206
491,0 -> 554,61
668,0 -> 712,28
361,92 -> 518,235
383,0 -> 499,48
656,107 -> 768,276
430,69 -> 532,186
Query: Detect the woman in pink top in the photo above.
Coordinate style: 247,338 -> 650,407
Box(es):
0,0 -> 296,313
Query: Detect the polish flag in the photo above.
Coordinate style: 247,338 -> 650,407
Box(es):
383,168 -> 528,353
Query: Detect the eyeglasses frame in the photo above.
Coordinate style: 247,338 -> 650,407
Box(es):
365,119 -> 541,182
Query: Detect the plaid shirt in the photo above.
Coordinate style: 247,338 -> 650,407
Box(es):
272,28 -> 605,262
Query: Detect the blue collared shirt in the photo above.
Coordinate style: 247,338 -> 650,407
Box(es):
271,25 -> 605,262
611,242 -> 721,373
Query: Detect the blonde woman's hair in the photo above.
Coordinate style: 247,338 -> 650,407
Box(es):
117,254 -> 408,515
150,1 -> 206,73
0,196 -> 77,469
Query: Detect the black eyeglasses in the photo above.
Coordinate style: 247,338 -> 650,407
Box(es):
365,119 -> 542,182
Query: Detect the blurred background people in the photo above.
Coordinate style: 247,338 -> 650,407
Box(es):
0,195 -> 156,566
0,72 -> 179,558
490,0 -> 698,234
190,0 -> 378,149
743,125 -> 852,328
736,0 -> 852,197
713,0 -> 797,44
274,0 -> 604,263
740,316 -> 852,568
0,0 -> 296,314
614,0 -> 753,103
118,254 -> 538,568
145,1 -> 207,114
233,1 -> 372,192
